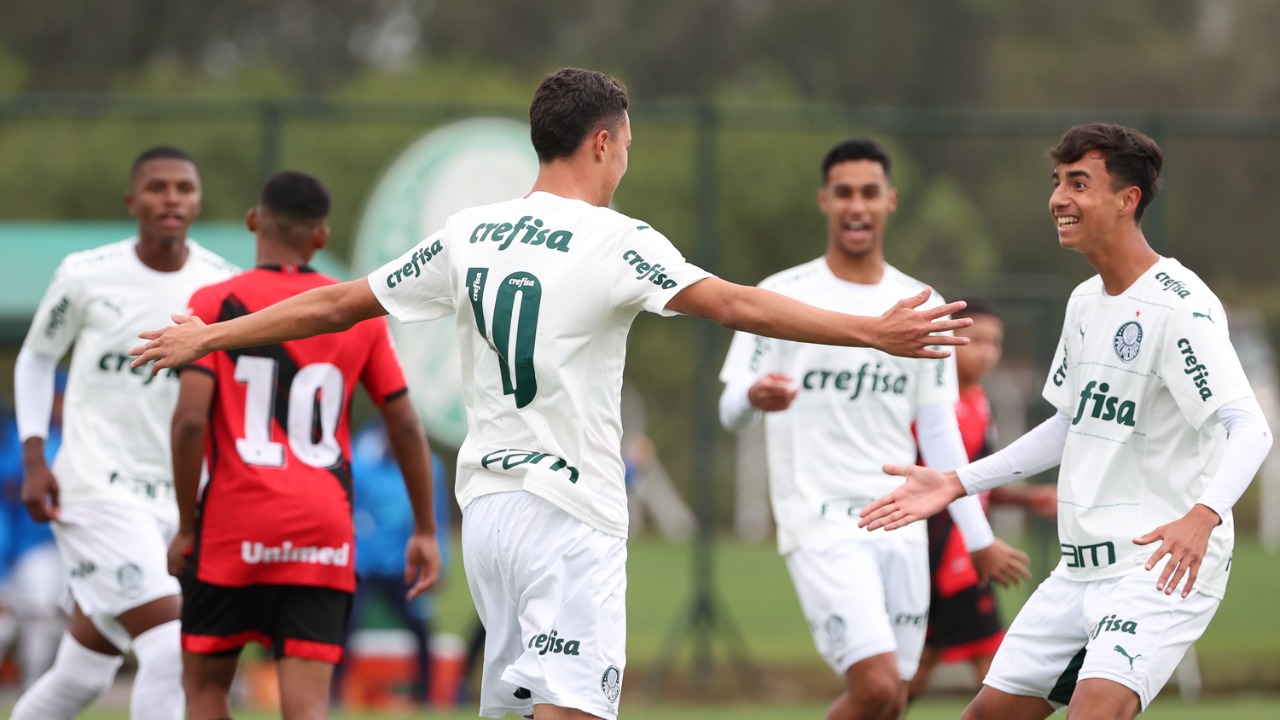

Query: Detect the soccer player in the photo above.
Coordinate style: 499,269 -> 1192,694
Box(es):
718,138 -> 1030,720
12,146 -> 238,720
859,123 -> 1273,720
167,171 -> 441,720
907,299 -> 1057,702
130,67 -> 974,720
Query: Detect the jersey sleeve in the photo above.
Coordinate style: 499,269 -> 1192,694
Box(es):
21,259 -> 86,359
185,285 -> 222,375
719,330 -> 776,386
368,229 -> 456,324
358,317 -> 409,407
610,226 -> 712,317
1159,302 -> 1254,429
1041,301 -> 1077,413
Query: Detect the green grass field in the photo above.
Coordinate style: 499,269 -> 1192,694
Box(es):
9,533 -> 1279,718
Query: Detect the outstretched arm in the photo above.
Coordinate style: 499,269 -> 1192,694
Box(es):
668,278 -> 970,359
379,395 -> 442,600
130,279 -> 386,372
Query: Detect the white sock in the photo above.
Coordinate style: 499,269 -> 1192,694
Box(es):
129,620 -> 185,720
18,613 -> 67,688
10,633 -> 124,720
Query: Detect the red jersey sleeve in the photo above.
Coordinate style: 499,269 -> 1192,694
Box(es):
359,317 -> 408,406
185,284 -> 224,375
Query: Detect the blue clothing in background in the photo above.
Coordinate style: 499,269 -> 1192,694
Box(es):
350,420 -> 451,588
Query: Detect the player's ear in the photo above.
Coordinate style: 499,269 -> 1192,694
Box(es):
313,223 -> 330,251
245,207 -> 259,233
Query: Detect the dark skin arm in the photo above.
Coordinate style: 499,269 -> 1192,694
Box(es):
377,394 -> 442,600
168,369 -> 214,577
20,437 -> 60,522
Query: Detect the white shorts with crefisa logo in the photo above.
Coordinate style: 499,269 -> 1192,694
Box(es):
984,571 -> 1219,711
52,502 -> 180,651
462,491 -> 627,720
785,536 -> 930,680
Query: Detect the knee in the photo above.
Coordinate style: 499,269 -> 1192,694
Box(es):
849,670 -> 901,711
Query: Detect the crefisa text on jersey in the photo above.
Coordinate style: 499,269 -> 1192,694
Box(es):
1177,338 -> 1214,400
385,238 -> 444,288
1154,271 -> 1191,298
472,215 -> 573,253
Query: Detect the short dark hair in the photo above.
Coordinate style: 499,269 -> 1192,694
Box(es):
822,138 -> 892,184
131,145 -> 195,179
1050,123 -> 1163,221
952,297 -> 999,322
529,67 -> 629,163
259,171 -> 330,224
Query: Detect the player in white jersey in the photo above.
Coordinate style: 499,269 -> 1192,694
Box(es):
719,138 -> 1030,720
12,146 -> 239,720
858,123 -> 1273,720
129,68 -> 976,720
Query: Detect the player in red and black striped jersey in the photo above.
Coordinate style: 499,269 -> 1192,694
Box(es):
909,300 -> 1056,703
168,171 -> 441,720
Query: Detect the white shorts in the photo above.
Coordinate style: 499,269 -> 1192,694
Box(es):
462,491 -> 627,720
785,537 -> 929,680
985,571 -> 1220,711
51,503 -> 180,651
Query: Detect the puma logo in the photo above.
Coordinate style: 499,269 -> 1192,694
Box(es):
1114,645 -> 1142,670
1192,310 -> 1214,323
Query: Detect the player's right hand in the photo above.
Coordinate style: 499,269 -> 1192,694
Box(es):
20,464 -> 60,522
859,464 -> 965,531
748,373 -> 799,412
873,288 -> 972,359
404,531 -> 442,600
167,529 -> 196,577
129,313 -> 208,374
970,539 -> 1032,587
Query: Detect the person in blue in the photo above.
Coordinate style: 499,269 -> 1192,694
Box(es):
0,371 -> 69,688
332,416 -> 452,707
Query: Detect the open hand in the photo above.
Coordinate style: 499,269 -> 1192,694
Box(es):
1133,504 -> 1220,597
873,289 -> 972,360
129,313 -> 209,374
858,464 -> 966,531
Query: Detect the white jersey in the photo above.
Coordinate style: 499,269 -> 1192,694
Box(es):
369,192 -> 711,538
719,259 -> 957,554
1042,257 -> 1254,598
22,239 -> 238,525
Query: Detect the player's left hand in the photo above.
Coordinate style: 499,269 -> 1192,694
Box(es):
129,313 -> 208,374
1133,504 -> 1221,597
969,539 -> 1031,587
167,529 -> 196,578
404,531 -> 442,600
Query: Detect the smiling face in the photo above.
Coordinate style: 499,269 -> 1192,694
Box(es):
126,157 -> 202,246
1049,149 -> 1135,254
818,159 -> 897,263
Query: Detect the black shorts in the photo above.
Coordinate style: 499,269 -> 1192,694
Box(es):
181,576 -> 353,664
926,512 -> 1004,657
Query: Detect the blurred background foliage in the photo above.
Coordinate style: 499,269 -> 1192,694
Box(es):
2,0 -> 1280,527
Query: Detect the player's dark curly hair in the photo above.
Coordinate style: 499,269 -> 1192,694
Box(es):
130,145 -> 195,179
821,137 -> 892,184
260,171 -> 330,224
529,67 -> 629,163
1050,123 -> 1163,221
